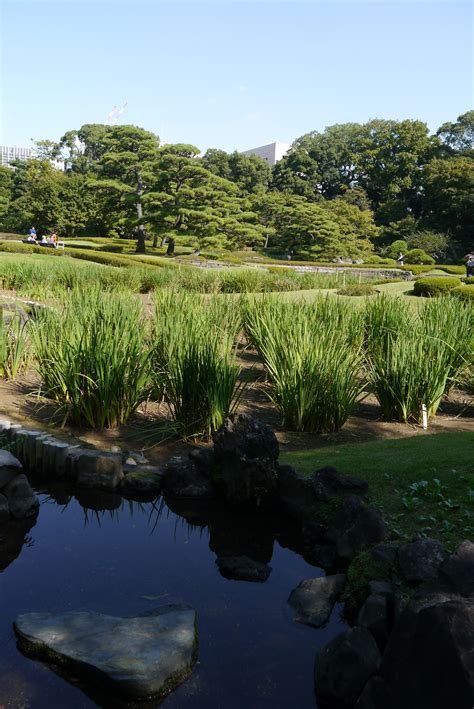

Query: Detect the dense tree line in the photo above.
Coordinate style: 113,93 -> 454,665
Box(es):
0,111 -> 472,259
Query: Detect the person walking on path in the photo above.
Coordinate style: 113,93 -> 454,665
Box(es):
396,252 -> 405,266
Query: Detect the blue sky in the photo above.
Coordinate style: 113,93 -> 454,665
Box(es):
0,0 -> 472,152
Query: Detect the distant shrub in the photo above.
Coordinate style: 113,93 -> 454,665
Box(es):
366,255 -> 383,263
405,249 -> 435,265
452,285 -> 474,302
414,276 -> 462,297
98,244 -> 124,253
337,284 -> 375,297
0,241 -> 35,253
387,240 -> 408,259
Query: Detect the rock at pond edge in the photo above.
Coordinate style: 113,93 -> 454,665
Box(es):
14,608 -> 198,700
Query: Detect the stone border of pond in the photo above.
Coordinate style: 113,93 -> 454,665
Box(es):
2,413 -> 473,707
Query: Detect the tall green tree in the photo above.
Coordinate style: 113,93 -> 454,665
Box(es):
4,159 -> 64,234
437,110 -> 474,155
272,123 -> 362,199
420,156 -> 474,246
145,144 -> 264,254
0,166 -> 12,222
91,125 -> 160,252
202,149 -> 271,193
253,192 -> 375,259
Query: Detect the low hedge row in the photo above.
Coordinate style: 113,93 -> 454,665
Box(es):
414,276 -> 462,297
0,241 -> 64,256
66,248 -> 176,270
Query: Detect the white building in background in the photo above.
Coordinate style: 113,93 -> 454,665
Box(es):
0,145 -> 65,171
241,141 -> 290,166
0,145 -> 34,168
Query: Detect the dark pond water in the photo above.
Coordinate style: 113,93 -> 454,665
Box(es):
0,484 -> 346,708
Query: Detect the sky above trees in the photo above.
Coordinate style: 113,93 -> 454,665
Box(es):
1,0 -> 472,152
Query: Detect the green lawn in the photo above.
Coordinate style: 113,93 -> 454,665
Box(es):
281,431 -> 474,549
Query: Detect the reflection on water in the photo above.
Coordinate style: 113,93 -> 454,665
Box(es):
0,483 -> 346,709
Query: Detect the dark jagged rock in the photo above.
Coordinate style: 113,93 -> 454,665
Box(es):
369,542 -> 398,575
14,607 -> 198,700
326,496 -> 388,563
76,451 -> 124,490
288,574 -> 346,628
188,448 -> 214,478
0,493 -> 9,521
311,543 -> 338,569
357,593 -> 391,649
439,540 -> 474,597
311,466 -> 368,502
315,627 -> 381,707
216,555 -> 271,582
355,676 -> 389,708
277,464 -> 319,522
380,590 -> 474,709
212,414 -> 279,506
4,474 -> 39,519
399,538 -> 447,583
163,456 -> 214,498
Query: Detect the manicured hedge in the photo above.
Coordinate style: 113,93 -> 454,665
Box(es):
452,285 -> 474,302
0,241 -> 63,256
414,276 -> 462,297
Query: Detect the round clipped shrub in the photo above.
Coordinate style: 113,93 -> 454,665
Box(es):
366,255 -> 383,263
452,285 -> 474,302
414,276 -> 461,297
405,249 -> 435,265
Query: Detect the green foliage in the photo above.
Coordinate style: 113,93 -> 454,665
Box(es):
420,156 -> 474,245
365,295 -> 473,422
0,315 -> 31,380
453,284 -> 474,302
281,432 -> 474,549
145,144 -> 264,254
337,284 -> 375,297
436,110 -> 474,154
406,230 -> 450,259
201,149 -> 271,193
32,291 -> 151,427
150,291 -> 242,439
387,240 -> 408,258
0,241 -> 35,253
253,191 -> 376,259
244,297 -> 364,432
404,248 -> 435,265
414,276 -> 461,297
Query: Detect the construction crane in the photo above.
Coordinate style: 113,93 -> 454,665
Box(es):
105,102 -> 128,126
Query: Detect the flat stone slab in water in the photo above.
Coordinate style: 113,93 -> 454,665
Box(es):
14,608 -> 198,700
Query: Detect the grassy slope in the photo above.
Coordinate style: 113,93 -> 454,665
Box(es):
281,431 -> 474,549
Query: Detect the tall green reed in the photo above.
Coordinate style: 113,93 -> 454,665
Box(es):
245,296 -> 364,432
151,290 -> 242,439
32,290 -> 151,427
366,294 -> 473,422
0,314 -> 31,380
